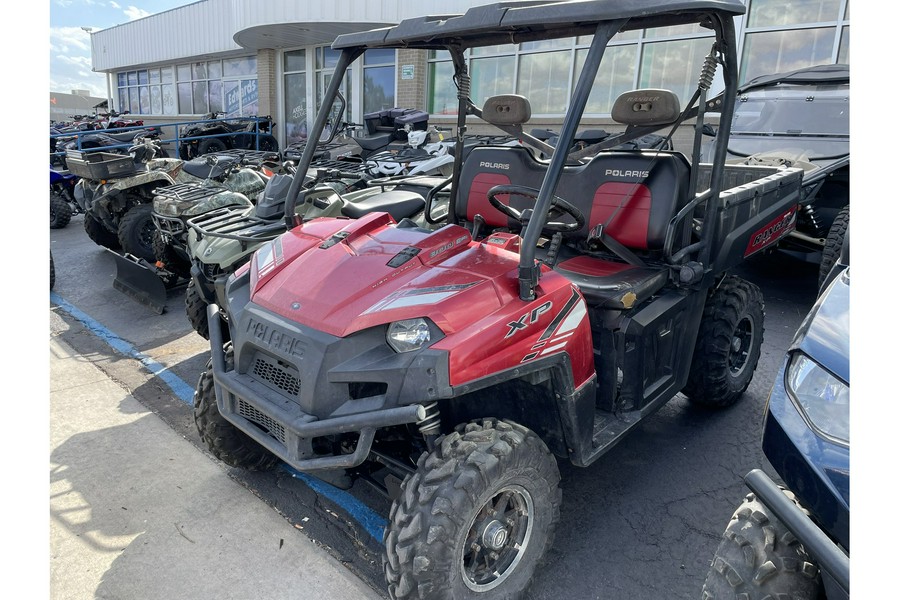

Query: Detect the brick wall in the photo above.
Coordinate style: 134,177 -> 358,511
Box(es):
257,49 -> 277,119
396,49 -> 428,110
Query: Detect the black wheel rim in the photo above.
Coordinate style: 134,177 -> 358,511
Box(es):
728,316 -> 754,377
140,219 -> 157,254
461,484 -> 534,592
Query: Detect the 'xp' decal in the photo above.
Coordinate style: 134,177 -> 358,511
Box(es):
505,301 -> 552,338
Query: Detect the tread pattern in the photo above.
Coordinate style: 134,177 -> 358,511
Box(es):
83,212 -> 120,250
683,276 -> 765,407
384,419 -> 561,600
701,492 -> 821,600
50,193 -> 71,229
193,345 -> 280,471
117,203 -> 156,261
185,280 -> 211,340
817,206 -> 848,290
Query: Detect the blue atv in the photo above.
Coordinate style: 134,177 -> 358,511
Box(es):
701,233 -> 850,599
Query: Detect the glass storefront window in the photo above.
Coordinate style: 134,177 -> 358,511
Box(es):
224,56 -> 257,77
470,55 -> 515,108
285,49 -> 305,72
748,0 -> 842,28
177,64 -> 191,82
428,60 -> 457,115
285,72 -> 307,144
209,80 -> 223,114
574,44 -> 638,114
192,81 -> 209,114
178,82 -> 192,113
150,86 -> 162,114
838,26 -> 849,63
740,28 -> 835,84
517,51 -> 571,114
640,37 -> 719,103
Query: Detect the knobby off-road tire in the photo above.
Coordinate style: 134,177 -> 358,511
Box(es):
197,138 -> 228,156
193,343 -> 280,471
817,206 -> 848,291
185,279 -> 211,340
50,193 -> 71,229
701,491 -> 821,600
50,251 -> 55,290
118,203 -> 157,261
683,276 -> 764,407
83,212 -> 120,250
384,419 -> 561,600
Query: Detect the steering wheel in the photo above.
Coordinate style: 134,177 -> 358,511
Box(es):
487,184 -> 585,234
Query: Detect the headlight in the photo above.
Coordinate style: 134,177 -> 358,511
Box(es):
387,318 -> 434,353
153,198 -> 179,216
785,353 -> 850,445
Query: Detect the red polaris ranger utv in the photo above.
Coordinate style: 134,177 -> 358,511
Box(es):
194,1 -> 804,598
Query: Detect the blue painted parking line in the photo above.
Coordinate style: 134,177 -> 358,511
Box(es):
50,292 -> 195,402
51,290 -> 388,546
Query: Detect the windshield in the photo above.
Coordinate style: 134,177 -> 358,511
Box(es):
722,83 -> 849,160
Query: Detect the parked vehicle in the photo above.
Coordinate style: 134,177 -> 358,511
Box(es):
177,113 -> 278,160
192,2 -> 806,598
50,167 -> 80,229
183,163 -> 450,339
54,126 -> 164,168
70,137 -> 255,262
701,232 -> 849,600
362,125 -> 457,177
283,107 -> 427,165
701,64 -> 849,287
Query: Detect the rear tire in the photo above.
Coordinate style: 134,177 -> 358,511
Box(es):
50,193 -> 72,229
701,491 -> 822,600
197,138 -> 228,156
817,206 -> 848,291
683,276 -> 764,407
83,212 -> 120,250
258,134 -> 279,153
193,343 -> 279,471
117,203 -> 156,261
384,419 -> 561,600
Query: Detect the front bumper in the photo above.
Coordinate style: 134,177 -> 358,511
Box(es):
207,302 -> 448,471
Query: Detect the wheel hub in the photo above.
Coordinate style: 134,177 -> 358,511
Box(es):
482,520 -> 509,550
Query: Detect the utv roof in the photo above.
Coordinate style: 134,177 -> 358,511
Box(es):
332,0 -> 746,50
738,64 -> 850,94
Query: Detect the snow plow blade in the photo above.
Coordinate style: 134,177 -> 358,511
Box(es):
106,249 -> 170,314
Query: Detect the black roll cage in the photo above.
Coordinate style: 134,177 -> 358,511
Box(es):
285,0 -> 744,300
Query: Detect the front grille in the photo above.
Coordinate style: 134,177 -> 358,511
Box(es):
237,399 -> 286,444
252,354 -> 301,397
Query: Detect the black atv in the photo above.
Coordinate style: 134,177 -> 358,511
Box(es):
178,113 -> 279,160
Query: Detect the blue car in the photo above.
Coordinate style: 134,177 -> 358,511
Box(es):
702,252 -> 849,599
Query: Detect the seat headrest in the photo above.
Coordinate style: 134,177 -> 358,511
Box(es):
611,89 -> 681,127
482,95 -> 532,126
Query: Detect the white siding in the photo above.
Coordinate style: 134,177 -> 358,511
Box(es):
90,0 -> 490,72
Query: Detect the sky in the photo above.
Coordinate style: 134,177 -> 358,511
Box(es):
49,0 -> 193,98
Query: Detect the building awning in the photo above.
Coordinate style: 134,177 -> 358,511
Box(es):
233,22 -> 393,50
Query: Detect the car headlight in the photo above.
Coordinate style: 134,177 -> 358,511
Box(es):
153,198 -> 179,216
387,318 -> 435,353
785,353 -> 849,445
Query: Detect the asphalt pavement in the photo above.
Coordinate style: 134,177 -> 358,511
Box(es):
48,332 -> 383,600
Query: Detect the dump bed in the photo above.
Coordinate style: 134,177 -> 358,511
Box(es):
698,164 -> 804,273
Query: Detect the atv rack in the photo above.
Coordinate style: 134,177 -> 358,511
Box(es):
187,207 -> 286,251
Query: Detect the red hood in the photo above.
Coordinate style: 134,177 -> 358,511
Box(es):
250,213 -> 522,337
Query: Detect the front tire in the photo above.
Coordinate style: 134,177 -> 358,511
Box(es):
683,276 -> 764,407
117,203 -> 156,261
384,419 -> 561,600
701,492 -> 821,600
83,212 -> 120,250
193,343 -> 280,471
817,206 -> 848,291
50,193 -> 71,229
185,279 -> 211,340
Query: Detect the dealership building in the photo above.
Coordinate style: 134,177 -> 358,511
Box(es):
86,0 -> 850,148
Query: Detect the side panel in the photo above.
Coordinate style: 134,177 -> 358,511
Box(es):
434,282 -> 595,390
